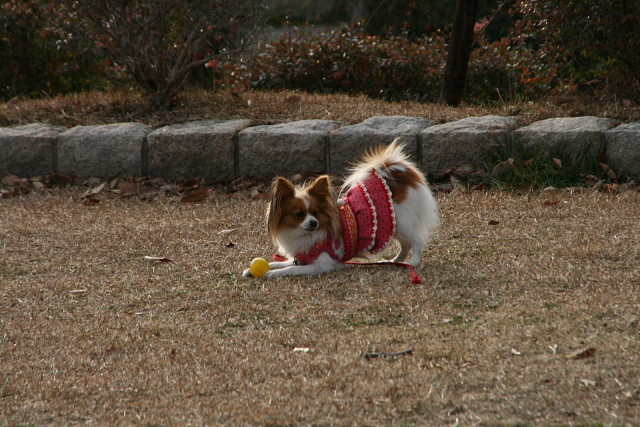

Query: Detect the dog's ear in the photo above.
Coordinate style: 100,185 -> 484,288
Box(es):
272,177 -> 296,200
267,177 -> 295,243
308,175 -> 342,237
307,175 -> 333,198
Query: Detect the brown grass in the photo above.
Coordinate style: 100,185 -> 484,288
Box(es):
1,188 -> 639,426
1,89 -> 639,128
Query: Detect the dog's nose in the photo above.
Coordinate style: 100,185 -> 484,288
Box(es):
308,218 -> 318,229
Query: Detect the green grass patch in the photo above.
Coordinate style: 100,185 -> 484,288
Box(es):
484,137 -> 613,190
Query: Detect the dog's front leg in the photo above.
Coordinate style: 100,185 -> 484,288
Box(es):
242,258 -> 296,277
269,259 -> 296,270
264,253 -> 339,278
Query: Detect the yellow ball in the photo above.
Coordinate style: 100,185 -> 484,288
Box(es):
249,257 -> 270,278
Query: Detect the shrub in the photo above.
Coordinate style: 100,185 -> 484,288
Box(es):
0,0 -> 107,99
230,1 -> 638,103
71,0 -> 265,109
467,33 -> 551,103
232,22 -> 545,103
232,24 -> 447,102
508,0 -> 640,99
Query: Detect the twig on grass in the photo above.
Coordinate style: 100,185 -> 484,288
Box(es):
143,256 -> 173,263
364,349 -> 413,359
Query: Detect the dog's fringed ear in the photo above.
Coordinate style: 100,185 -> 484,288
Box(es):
267,177 -> 296,242
307,175 -> 342,237
307,175 -> 332,198
272,177 -> 296,200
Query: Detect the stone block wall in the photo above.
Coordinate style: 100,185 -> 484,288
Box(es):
1,116 -> 639,181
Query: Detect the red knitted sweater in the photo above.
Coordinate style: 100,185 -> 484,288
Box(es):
294,171 -> 396,264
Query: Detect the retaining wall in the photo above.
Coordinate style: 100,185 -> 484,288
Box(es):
1,116 -> 639,181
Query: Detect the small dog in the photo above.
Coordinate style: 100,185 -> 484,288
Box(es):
243,140 -> 439,278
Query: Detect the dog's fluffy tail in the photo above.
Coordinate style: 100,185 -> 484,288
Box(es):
341,138 -> 420,191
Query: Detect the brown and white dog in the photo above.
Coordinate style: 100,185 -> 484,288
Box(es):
243,140 -> 439,278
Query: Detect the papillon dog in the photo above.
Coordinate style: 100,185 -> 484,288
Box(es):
243,140 -> 439,278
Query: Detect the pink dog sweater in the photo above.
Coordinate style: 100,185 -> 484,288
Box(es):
294,171 -> 396,264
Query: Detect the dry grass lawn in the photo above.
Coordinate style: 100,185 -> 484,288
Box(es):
2,89 -> 639,128
1,187 -> 639,426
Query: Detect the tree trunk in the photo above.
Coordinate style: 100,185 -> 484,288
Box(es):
439,0 -> 479,106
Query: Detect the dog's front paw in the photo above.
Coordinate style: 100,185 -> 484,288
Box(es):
264,268 -> 287,279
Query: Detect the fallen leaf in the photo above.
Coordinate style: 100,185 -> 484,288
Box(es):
598,162 -> 618,180
543,200 -> 562,206
433,182 -> 454,193
1,174 -> 23,186
143,256 -> 173,263
567,347 -> 596,360
491,158 -> 514,177
82,197 -> 101,206
48,173 -> 78,185
81,182 -> 106,199
449,175 -> 467,193
225,242 -> 236,248
488,219 -> 500,225
1,175 -> 31,194
217,229 -> 236,235
109,176 -> 121,189
118,180 -> 141,195
179,177 -> 205,189
553,158 -> 563,169
250,186 -> 269,200
511,348 -> 523,356
227,177 -> 245,192
583,175 -> 603,188
180,188 -> 208,203
579,378 -> 596,387
87,178 -> 104,189
149,177 -> 168,186
603,183 -> 620,193
0,188 -> 19,198
451,164 -> 477,178
516,183 -> 535,195
161,183 -> 181,194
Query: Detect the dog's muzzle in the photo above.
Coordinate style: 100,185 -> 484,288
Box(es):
303,218 -> 318,231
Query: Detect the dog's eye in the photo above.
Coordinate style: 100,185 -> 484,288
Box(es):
295,212 -> 305,219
